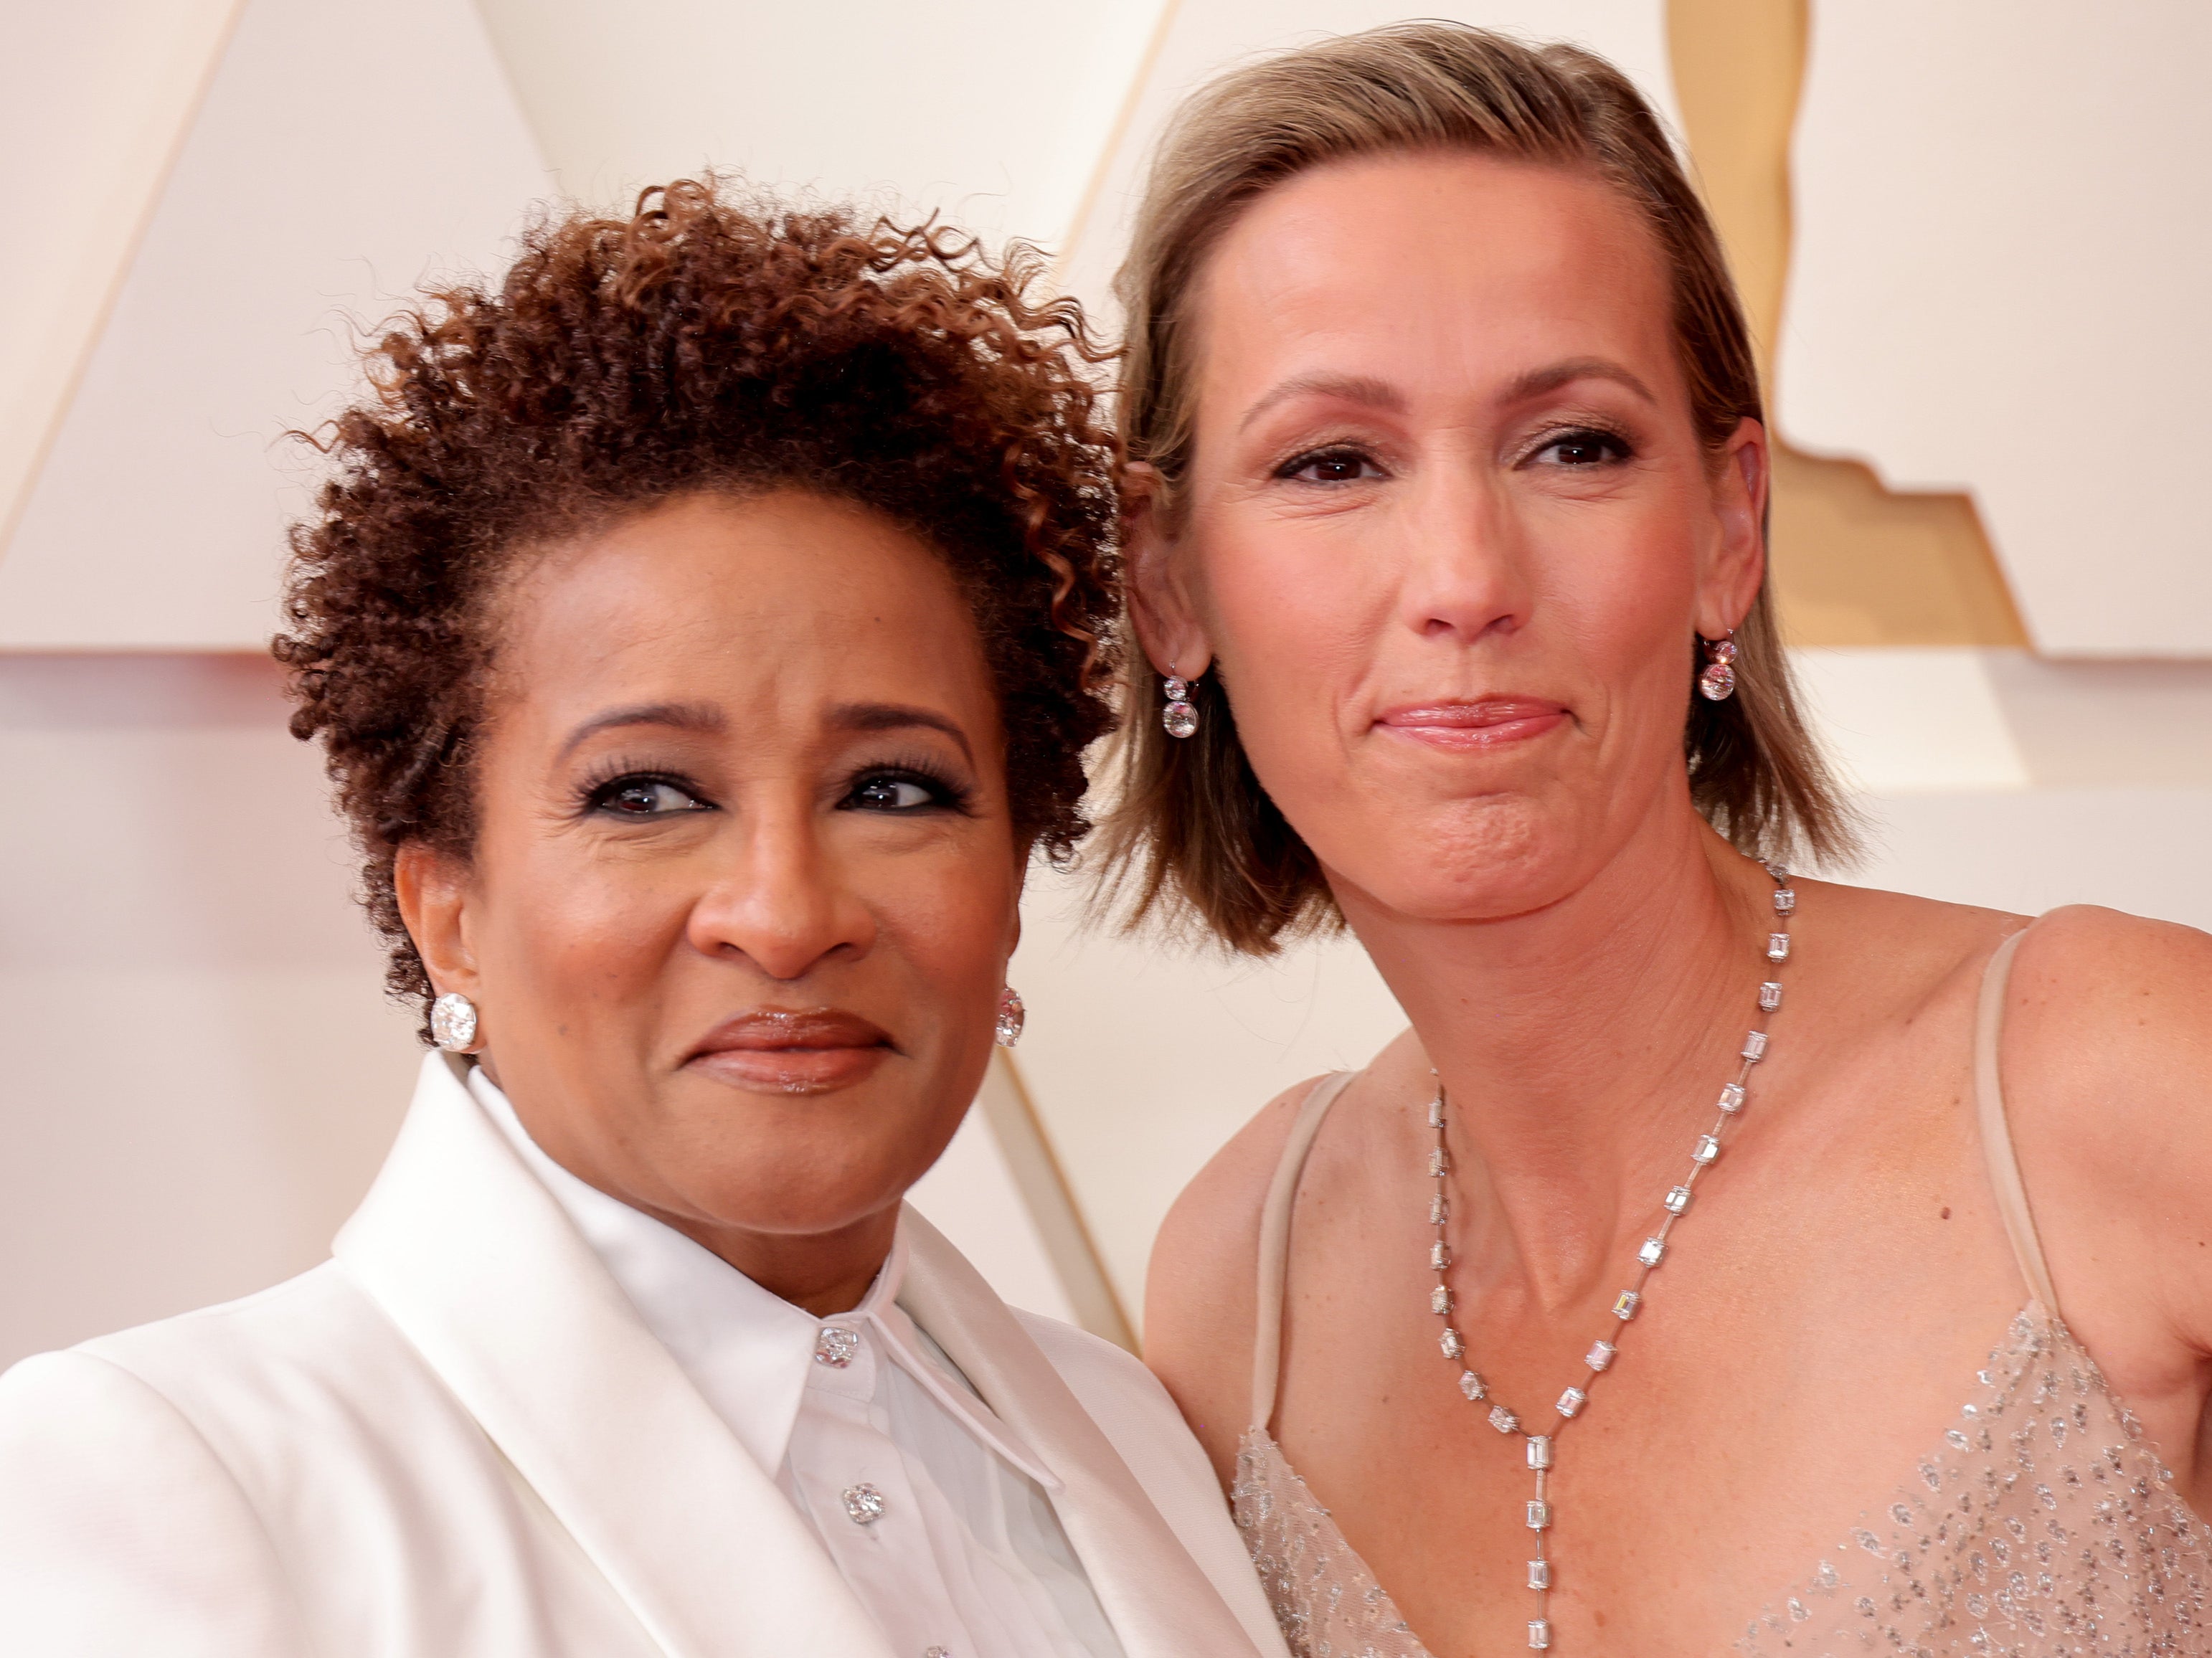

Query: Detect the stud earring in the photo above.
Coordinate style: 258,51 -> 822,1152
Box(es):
1161,663 -> 1199,739
430,992 -> 481,1053
994,987 -> 1026,1048
1697,632 -> 1738,702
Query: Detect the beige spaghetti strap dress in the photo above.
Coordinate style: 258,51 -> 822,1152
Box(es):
1232,928 -> 2211,1656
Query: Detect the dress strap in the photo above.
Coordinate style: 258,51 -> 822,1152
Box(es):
1250,1070 -> 1361,1434
1975,924 -> 2061,1314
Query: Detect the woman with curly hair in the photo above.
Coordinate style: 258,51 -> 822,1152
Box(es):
0,181 -> 1282,1658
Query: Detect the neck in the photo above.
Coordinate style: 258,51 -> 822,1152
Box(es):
667,1207 -> 901,1318
1334,797 -> 1778,1305
481,1056 -> 901,1319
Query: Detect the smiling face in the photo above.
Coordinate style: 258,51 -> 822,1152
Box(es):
397,491 -> 1018,1302
1134,150 -> 1767,926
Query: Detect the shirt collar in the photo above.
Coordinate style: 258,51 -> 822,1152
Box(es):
463,1065 -> 1055,1489
468,1064 -> 821,1474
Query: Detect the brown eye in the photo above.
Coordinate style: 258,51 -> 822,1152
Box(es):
1281,447 -> 1381,484
1533,430 -> 1631,467
590,777 -> 709,818
843,770 -> 954,813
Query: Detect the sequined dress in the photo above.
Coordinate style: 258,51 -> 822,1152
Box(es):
1231,929 -> 2211,1657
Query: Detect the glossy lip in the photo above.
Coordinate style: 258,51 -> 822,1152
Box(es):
684,1008 -> 896,1096
1374,698 -> 1569,752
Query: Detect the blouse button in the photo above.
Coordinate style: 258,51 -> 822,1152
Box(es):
841,1483 -> 886,1525
813,1326 -> 861,1367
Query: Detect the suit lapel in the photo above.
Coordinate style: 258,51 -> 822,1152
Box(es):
897,1208 -> 1267,1658
333,1053 -> 894,1658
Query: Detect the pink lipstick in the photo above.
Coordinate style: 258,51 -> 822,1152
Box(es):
1375,698 -> 1568,752
684,1008 -> 894,1095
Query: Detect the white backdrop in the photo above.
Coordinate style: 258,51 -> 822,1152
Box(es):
1780,1 -> 2212,655
0,0 -> 548,646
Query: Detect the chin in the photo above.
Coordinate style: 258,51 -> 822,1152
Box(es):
691,1176 -> 911,1239
679,1122 -> 951,1235
1328,796 -> 1594,923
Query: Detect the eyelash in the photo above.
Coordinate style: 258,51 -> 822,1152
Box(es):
1273,425 -> 1638,483
577,767 -> 714,820
572,759 -> 975,820
1275,444 -> 1381,484
841,762 -> 975,815
1528,425 -> 1635,467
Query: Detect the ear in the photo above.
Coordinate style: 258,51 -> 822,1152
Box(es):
394,838 -> 481,1000
1122,462 -> 1214,678
1696,417 -> 1770,637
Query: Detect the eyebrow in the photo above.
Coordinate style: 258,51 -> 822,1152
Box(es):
556,698 -> 975,764
1503,356 -> 1658,406
558,700 -> 725,760
1234,356 -> 1658,435
830,701 -> 974,763
1237,372 -> 1403,435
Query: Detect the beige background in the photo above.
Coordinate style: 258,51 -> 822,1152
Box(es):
3,0 -> 2208,1367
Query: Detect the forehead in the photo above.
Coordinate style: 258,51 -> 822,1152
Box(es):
491,491 -> 991,732
1194,149 -> 1678,404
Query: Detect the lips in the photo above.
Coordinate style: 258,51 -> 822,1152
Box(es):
684,1008 -> 895,1095
1375,698 -> 1569,751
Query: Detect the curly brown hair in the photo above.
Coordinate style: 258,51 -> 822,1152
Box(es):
275,179 -> 1122,1025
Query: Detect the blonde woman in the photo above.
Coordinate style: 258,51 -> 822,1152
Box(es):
1109,24 -> 2212,1657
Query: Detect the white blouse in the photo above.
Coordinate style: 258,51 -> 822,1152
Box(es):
469,1069 -> 1123,1658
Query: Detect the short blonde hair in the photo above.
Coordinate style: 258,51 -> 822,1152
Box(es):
1099,22 -> 1856,953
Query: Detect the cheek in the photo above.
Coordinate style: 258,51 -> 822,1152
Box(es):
482,833 -> 697,1017
1209,543 -> 1374,656
1194,510 -> 1386,758
1544,541 -> 1688,652
870,840 -> 1020,993
1530,501 -> 1706,717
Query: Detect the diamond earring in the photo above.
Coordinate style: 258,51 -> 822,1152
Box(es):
994,987 -> 1026,1048
430,992 -> 481,1053
1697,632 -> 1738,702
1161,663 -> 1199,739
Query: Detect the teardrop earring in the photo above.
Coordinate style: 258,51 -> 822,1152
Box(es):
430,992 -> 481,1053
1697,632 -> 1738,701
994,987 -> 1026,1048
1161,663 -> 1200,739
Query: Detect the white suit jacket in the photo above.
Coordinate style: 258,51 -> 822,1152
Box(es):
0,1055 -> 1285,1658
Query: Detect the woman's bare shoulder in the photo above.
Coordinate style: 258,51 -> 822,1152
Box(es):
1142,1074 -> 1323,1478
1801,875 -> 2020,955
1148,1027 -> 1429,1325
1143,1031 -> 1421,1477
1810,881 -> 2209,1117
1154,1078 -> 1320,1276
2012,899 -> 2212,983
2005,904 -> 2212,1138
1145,1076 -> 1324,1348
1783,878 -> 2022,1039
1995,906 -> 2212,1342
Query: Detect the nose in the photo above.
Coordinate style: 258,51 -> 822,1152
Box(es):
1393,460 -> 1530,645
684,802 -> 876,981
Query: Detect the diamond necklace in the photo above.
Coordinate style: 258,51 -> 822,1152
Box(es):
1424,863 -> 1795,1652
